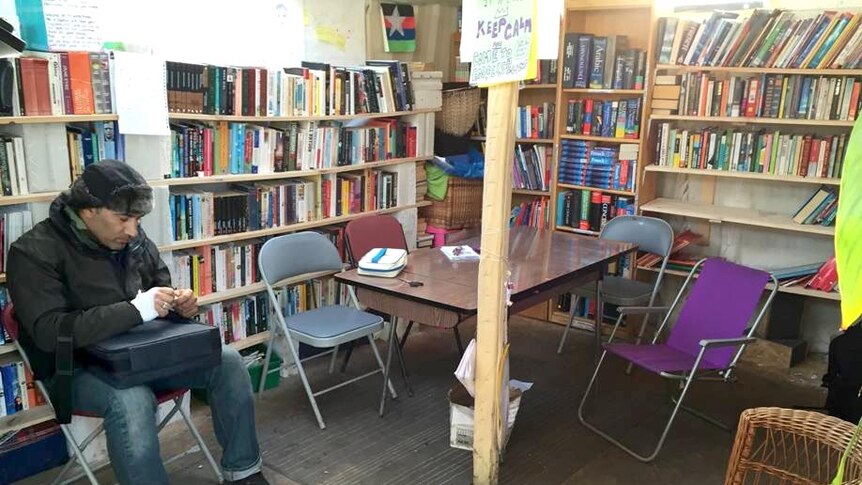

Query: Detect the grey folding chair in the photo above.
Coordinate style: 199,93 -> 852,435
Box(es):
257,231 -> 397,430
557,215 -> 674,355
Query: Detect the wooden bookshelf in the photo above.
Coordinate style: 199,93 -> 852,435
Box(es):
559,134 -> 641,144
638,266 -> 841,301
159,201 -> 430,252
197,269 -> 340,307
167,108 -> 440,123
643,164 -> 842,186
0,192 -> 60,207
471,136 -> 554,144
229,331 -> 272,351
558,183 -> 636,197
521,84 -> 557,90
0,405 -> 55,434
0,114 -> 119,125
651,114 -> 855,128
640,198 -> 835,237
655,64 -> 862,76
149,156 -> 432,187
562,88 -> 645,95
512,189 -> 551,197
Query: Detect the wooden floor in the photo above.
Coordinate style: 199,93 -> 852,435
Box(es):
18,316 -> 827,485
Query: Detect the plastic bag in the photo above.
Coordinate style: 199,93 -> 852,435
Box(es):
454,338 -> 478,398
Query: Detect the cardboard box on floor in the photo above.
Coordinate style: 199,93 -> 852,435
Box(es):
447,381 -> 522,451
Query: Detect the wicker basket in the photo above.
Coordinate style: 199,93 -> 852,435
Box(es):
420,177 -> 483,230
725,407 -> 862,484
436,87 -> 482,136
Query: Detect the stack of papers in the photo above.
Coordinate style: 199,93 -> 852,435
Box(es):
440,245 -> 480,262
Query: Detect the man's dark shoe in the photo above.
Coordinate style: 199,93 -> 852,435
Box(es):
225,472 -> 270,484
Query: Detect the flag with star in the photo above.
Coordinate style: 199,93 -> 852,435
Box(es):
381,3 -> 416,52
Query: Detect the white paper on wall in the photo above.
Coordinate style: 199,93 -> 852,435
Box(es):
110,51 -> 169,136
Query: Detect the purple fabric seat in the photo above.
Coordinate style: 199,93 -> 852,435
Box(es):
604,343 -> 727,374
606,258 -> 769,373
578,258 -> 776,463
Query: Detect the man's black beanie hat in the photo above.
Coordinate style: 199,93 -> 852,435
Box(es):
79,160 -> 153,216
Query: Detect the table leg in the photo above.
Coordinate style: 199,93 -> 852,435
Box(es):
379,316 -> 398,416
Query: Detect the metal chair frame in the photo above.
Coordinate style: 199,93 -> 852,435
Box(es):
577,259 -> 779,463
256,232 -> 397,430
557,215 -> 674,356
1,308 -> 222,485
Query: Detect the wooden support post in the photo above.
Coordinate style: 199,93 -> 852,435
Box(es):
473,82 -> 519,485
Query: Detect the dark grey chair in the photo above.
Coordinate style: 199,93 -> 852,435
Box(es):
557,215 -> 674,354
257,231 -> 396,430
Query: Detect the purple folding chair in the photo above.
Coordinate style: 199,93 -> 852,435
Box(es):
578,258 -> 778,462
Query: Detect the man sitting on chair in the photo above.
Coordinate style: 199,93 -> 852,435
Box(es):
6,160 -> 268,485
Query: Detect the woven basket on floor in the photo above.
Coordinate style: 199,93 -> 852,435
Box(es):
725,407 -> 862,484
420,177 -> 483,230
435,87 -> 482,136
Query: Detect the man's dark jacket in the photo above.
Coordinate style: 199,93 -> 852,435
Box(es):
6,192 -> 171,382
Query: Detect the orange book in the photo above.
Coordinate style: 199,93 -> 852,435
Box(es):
67,52 -> 95,114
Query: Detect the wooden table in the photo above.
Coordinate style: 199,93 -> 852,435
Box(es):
337,227 -> 637,353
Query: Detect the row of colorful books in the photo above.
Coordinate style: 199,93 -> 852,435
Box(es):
655,10 -> 862,69
556,189 -> 636,233
565,98 -> 642,139
169,118 -> 418,178
668,73 -> 861,121
512,144 -> 552,192
166,59 -> 416,116
561,34 -> 647,90
510,198 -> 551,230
3,51 -> 112,117
793,186 -> 838,227
559,140 -> 638,192
654,124 -> 847,179
171,241 -> 262,297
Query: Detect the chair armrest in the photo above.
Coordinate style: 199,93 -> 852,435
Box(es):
617,306 -> 671,315
699,337 -> 756,348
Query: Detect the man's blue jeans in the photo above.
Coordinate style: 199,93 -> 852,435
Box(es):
64,346 -> 260,484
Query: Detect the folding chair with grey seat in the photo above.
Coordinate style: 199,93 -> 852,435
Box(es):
557,215 -> 674,355
0,304 -> 222,485
256,231 -> 398,430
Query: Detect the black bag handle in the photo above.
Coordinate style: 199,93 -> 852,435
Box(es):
53,313 -> 76,424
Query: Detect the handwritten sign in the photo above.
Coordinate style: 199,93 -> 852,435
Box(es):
469,0 -> 537,86
42,0 -> 102,51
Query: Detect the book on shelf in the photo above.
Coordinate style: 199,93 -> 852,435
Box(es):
166,59 -> 416,116
514,103 -> 555,139
807,256 -> 838,292
664,72 -> 861,121
637,230 -> 701,268
562,33 -> 646,90
556,188 -> 635,233
66,121 -> 123,180
792,186 -> 838,226
171,241 -> 263,297
510,197 -> 550,229
525,59 -> 558,85
369,169 -> 398,210
565,98 -> 641,138
2,51 -> 113,117
654,124 -> 847,178
654,10 -> 862,69
559,140 -> 638,192
168,118 -> 419,178
199,293 -> 269,346
0,209 -> 34,273
512,144 -> 551,192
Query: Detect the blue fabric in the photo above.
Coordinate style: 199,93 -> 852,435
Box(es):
433,147 -> 485,179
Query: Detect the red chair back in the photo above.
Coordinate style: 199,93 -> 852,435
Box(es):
2,303 -> 19,341
344,215 -> 408,266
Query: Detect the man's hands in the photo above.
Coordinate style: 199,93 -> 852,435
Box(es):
131,287 -> 198,322
172,288 -> 198,318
